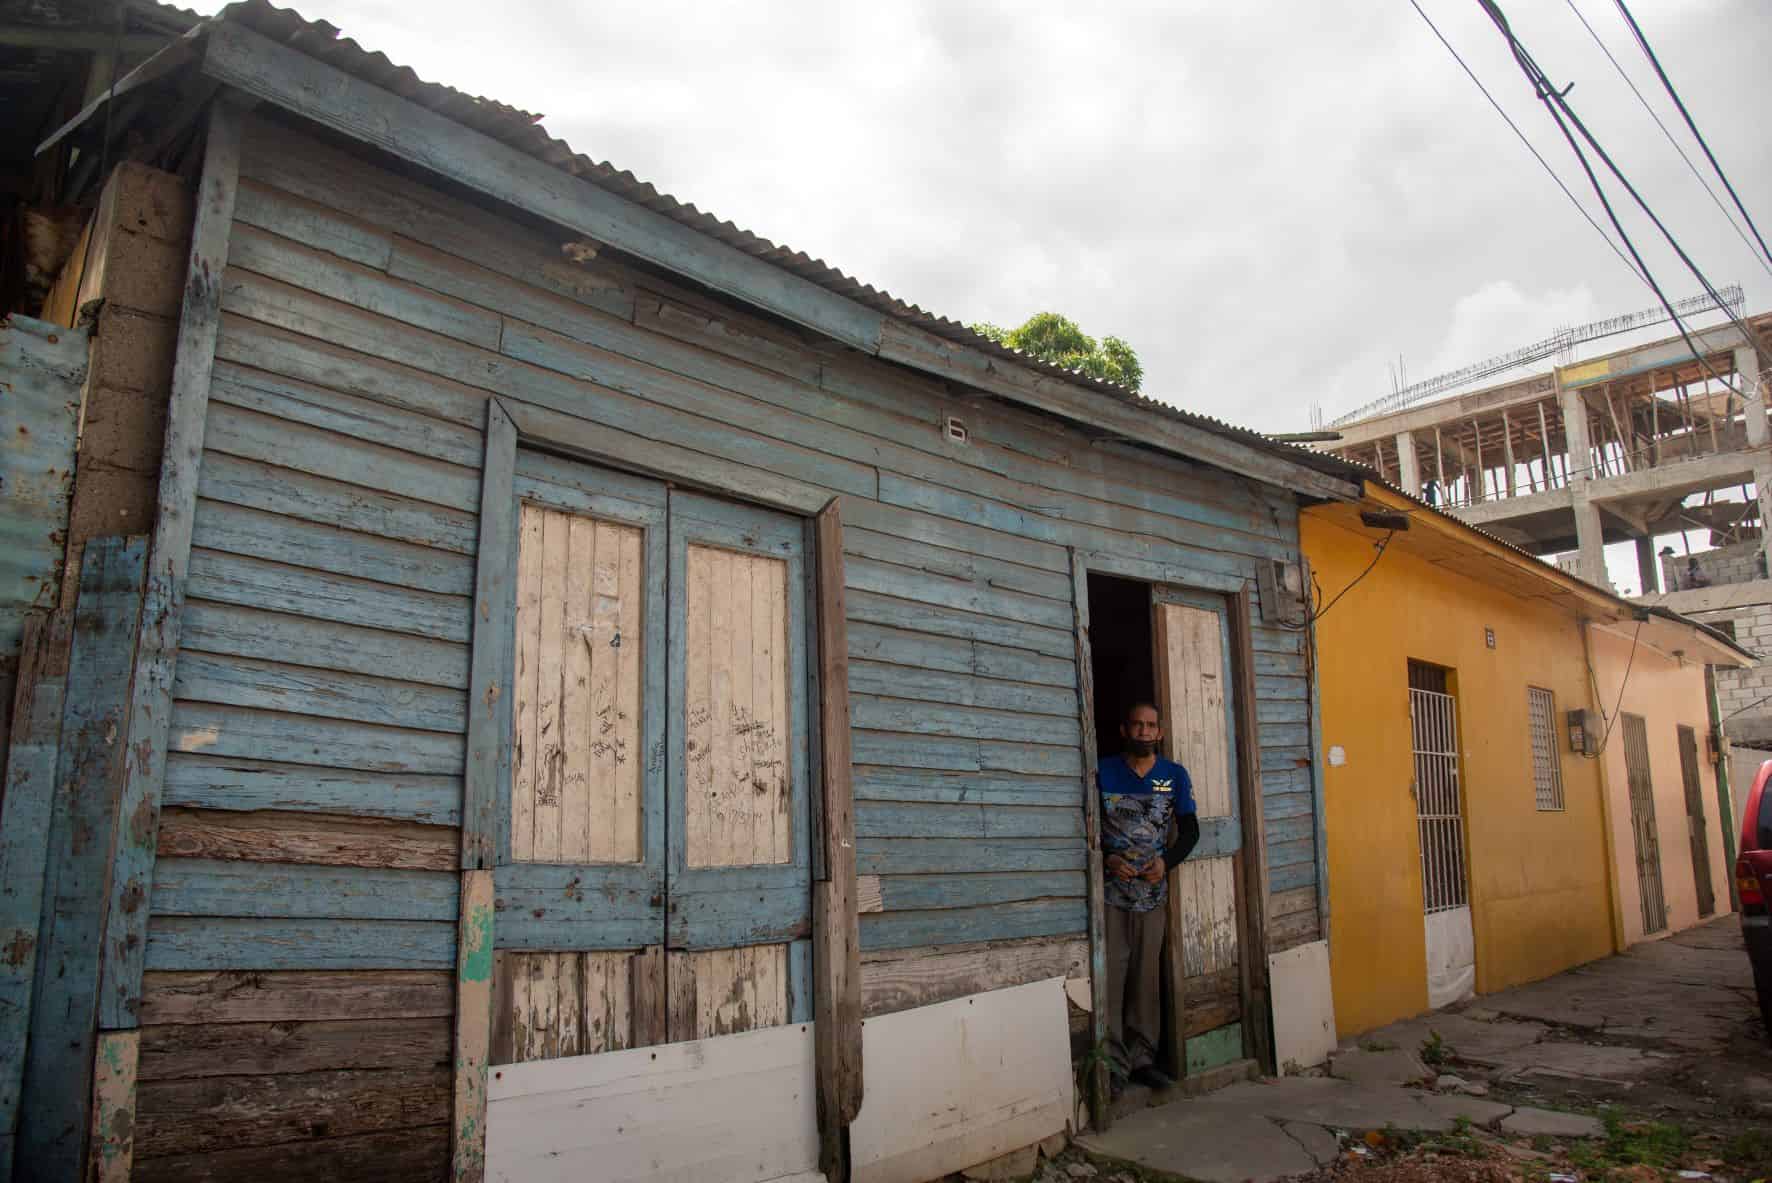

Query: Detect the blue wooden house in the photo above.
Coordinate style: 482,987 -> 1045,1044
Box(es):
0,5 -> 1362,1180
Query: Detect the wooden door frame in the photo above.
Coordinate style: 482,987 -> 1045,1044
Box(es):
1069,553 -> 1272,1132
455,401 -> 859,1181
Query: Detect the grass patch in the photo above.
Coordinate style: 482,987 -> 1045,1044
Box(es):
1420,1029 -> 1453,1068
1359,1038 -> 1396,1052
1563,1107 -> 1690,1174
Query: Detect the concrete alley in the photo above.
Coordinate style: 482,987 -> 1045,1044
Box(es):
1071,917 -> 1771,1183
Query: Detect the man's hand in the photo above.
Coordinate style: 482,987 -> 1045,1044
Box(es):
1139,859 -> 1166,884
1106,854 -> 1137,880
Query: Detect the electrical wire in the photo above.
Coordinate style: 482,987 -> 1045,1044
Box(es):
1580,615 -> 1644,758
1612,0 -> 1772,269
1407,0 -> 1645,285
1563,0 -> 1772,282
1285,529 -> 1399,631
1475,0 -> 1760,400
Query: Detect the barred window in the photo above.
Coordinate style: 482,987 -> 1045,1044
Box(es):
1527,686 -> 1565,811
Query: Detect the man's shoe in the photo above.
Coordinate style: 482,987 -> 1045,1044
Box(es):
1129,1065 -> 1176,1091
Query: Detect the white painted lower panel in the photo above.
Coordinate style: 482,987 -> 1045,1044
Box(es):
1268,939 -> 1336,1070
486,1021 -> 823,1183
850,977 -> 1073,1183
1424,905 -> 1476,1009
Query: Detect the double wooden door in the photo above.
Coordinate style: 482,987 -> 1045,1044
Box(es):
490,452 -> 813,1064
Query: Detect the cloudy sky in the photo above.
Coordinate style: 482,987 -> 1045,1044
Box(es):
191,0 -> 1771,585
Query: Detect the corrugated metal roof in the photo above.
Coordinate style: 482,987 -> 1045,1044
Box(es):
182,0 -> 1363,486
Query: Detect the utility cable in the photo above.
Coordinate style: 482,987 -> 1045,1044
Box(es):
1408,0 -> 1645,285
1563,0 -> 1772,282
1283,528 -> 1399,631
1475,0 -> 1760,398
1612,0 -> 1772,269
1580,615 -> 1644,758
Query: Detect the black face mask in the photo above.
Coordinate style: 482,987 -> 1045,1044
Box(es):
1124,737 -> 1157,757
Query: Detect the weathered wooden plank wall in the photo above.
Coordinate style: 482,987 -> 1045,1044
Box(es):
126,110 -> 1322,1175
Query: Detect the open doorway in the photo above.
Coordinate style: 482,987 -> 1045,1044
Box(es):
1087,572 -> 1155,760
1084,570 -> 1256,1084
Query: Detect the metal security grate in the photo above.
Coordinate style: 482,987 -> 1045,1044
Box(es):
1527,687 -> 1565,811
1410,667 -> 1469,915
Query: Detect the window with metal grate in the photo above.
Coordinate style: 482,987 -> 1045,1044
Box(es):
1527,686 -> 1565,811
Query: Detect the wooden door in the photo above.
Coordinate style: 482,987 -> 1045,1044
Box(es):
493,452 -> 670,1063
1152,590 -> 1243,1075
489,462 -> 813,1063
1677,725 -> 1716,918
1621,714 -> 1668,934
665,491 -> 813,1040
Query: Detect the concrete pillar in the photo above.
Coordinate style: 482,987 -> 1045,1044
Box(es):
1756,456 -> 1772,582
1558,379 -> 1593,484
1635,536 -> 1659,596
1573,498 -> 1609,588
1740,346 -> 1768,448
1559,376 -> 1608,587
1743,348 -> 1772,579
1395,430 -> 1421,497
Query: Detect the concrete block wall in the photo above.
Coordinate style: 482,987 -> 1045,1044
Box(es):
1662,538 -> 1767,592
1691,601 -> 1772,742
41,163 -> 192,600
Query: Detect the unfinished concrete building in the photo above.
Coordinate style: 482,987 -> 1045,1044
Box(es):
1318,312 -> 1772,760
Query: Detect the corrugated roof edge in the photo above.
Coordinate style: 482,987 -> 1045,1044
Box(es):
1345,469 -> 1758,663
182,0 -> 1364,487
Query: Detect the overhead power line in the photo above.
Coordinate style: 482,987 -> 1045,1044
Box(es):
1406,0 -> 1645,286
1474,0 -> 1761,395
1563,0 -> 1772,282
1611,0 -> 1772,269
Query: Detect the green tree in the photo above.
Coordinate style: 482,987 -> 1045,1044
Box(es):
970,311 -> 1144,392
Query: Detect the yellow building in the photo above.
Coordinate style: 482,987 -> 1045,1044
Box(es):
1302,483 -> 1748,1039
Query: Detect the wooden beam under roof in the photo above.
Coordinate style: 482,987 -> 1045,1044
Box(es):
0,24 -> 170,54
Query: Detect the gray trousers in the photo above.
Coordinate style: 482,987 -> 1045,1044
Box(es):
1104,902 -> 1166,1076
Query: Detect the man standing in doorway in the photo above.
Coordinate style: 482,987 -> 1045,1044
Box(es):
1099,701 -> 1200,1095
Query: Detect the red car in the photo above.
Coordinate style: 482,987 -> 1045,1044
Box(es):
1740,760 -> 1772,1034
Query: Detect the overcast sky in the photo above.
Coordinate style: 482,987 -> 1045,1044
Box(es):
192,0 -> 1772,586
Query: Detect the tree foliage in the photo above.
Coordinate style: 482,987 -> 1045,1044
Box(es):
969,311 -> 1144,392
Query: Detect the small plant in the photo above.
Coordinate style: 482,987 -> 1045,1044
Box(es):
1360,1038 -> 1396,1052
1564,1107 -> 1691,1173
1420,1029 -> 1453,1067
1724,1127 -> 1772,1175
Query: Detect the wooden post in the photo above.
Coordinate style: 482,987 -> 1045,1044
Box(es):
1229,586 -> 1272,1073
1537,402 -> 1555,489
0,611 -> 73,1179
88,1029 -> 139,1183
453,400 -> 518,1182
1606,391 -> 1631,472
813,499 -> 862,1176
1069,550 -> 1110,1130
97,97 -> 246,1047
1501,410 -> 1517,498
452,870 -> 495,1183
1651,388 -> 1661,466
1472,420 -> 1483,502
20,536 -> 149,1180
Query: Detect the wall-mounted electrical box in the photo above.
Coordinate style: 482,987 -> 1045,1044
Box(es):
1567,708 -> 1600,756
1256,558 -> 1308,628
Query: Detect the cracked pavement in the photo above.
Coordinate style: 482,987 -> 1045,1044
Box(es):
1075,917 -> 1772,1182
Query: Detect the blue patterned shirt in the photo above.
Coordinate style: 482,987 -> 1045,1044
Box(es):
1098,755 -> 1196,913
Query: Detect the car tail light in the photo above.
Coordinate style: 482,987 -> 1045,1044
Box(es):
1740,858 -> 1767,915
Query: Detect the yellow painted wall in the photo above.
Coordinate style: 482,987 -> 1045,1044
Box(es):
1302,508 -> 1615,1039
1589,625 -> 1736,944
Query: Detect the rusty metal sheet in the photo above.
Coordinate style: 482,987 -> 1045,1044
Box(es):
0,314 -> 87,666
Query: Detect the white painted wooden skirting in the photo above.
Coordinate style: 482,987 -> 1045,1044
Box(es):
850,977 -> 1073,1183
1268,939 -> 1336,1071
486,1021 -> 823,1183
